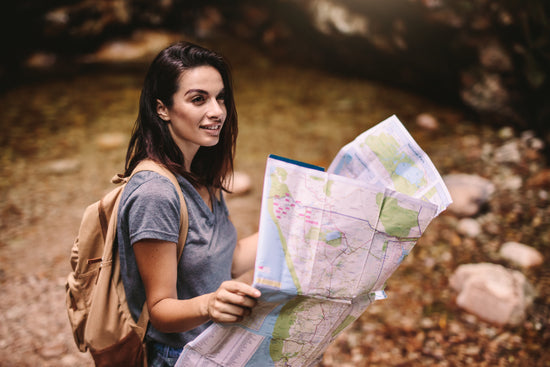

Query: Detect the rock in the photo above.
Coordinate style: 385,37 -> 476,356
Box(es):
520,130 -> 545,151
25,52 -> 57,69
82,30 -> 181,63
494,141 -> 521,164
43,158 -> 81,175
498,126 -> 515,140
456,218 -> 481,238
527,137 -> 544,151
95,132 -> 127,150
460,72 -> 511,116
443,174 -> 495,217
416,113 -> 439,131
311,0 -> 369,37
420,317 -> 435,329
479,42 -> 513,72
499,241 -> 544,268
449,263 -> 535,326
227,171 -> 252,195
501,175 -> 522,190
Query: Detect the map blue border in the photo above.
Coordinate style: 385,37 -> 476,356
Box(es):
268,154 -> 326,172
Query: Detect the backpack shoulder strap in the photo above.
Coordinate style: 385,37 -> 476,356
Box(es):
127,159 -> 189,334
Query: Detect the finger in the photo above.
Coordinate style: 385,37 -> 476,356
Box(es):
210,303 -> 250,322
216,289 -> 258,309
210,310 -> 241,324
212,302 -> 245,317
221,281 -> 261,299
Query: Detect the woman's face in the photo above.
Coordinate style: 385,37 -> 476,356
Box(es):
157,65 -> 226,164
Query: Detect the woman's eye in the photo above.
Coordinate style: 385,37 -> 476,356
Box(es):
191,95 -> 205,103
216,94 -> 225,102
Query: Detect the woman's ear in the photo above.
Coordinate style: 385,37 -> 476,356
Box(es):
156,99 -> 170,121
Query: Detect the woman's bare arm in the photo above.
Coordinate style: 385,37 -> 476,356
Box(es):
231,232 -> 258,281
134,239 -> 260,333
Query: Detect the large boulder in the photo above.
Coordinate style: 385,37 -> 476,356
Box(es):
449,263 -> 535,326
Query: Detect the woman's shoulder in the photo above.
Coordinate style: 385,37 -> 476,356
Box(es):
123,170 -> 180,203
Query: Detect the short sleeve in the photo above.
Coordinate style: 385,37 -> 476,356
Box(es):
122,171 -> 181,246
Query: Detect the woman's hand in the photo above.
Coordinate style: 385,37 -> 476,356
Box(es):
206,280 -> 261,323
134,239 -> 261,332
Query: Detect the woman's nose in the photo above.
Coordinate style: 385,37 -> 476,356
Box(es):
207,98 -> 225,120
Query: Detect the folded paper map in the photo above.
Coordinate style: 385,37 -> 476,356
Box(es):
176,115 -> 452,366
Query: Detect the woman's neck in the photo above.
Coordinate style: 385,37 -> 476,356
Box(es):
196,185 -> 213,211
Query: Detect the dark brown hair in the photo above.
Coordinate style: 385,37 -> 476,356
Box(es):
124,41 -> 238,190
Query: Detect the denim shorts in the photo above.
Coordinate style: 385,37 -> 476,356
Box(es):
147,341 -> 184,367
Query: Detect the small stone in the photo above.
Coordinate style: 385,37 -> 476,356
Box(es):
464,345 -> 481,356
227,171 -> 252,195
479,42 -> 513,72
441,251 -> 453,262
416,113 -> 439,131
502,175 -> 522,190
25,52 -> 57,69
499,241 -> 543,268
95,132 -> 127,150
520,130 -> 544,150
443,174 -> 495,217
420,317 -> 435,329
400,316 -> 417,332
44,158 -> 81,175
494,141 -> 521,164
498,126 -> 515,140
83,30 -> 180,63
457,218 -> 481,237
529,137 -> 544,151
424,257 -> 436,269
520,130 -> 536,141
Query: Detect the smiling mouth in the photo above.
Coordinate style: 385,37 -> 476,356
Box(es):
200,125 -> 221,131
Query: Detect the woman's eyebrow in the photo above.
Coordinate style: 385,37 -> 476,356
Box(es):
184,88 -> 208,96
185,88 -> 225,96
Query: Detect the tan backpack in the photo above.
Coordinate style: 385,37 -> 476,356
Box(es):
66,160 -> 188,367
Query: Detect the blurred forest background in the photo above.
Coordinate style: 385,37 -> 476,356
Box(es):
2,0 -> 550,137
0,0 -> 549,366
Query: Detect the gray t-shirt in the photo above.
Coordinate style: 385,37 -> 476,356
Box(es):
117,170 -> 237,348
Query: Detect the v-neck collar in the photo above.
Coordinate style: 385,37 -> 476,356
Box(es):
176,175 -> 216,219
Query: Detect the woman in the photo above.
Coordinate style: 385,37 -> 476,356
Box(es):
117,41 -> 260,367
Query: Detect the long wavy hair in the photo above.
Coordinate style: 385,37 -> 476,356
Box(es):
124,41 -> 238,190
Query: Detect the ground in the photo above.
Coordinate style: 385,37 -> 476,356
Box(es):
0,38 -> 548,366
